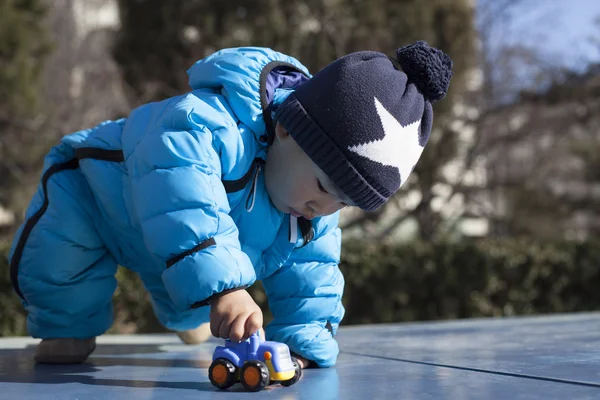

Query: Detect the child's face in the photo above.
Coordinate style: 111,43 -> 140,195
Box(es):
264,123 -> 352,220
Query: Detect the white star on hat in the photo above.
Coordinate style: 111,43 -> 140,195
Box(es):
348,97 -> 423,186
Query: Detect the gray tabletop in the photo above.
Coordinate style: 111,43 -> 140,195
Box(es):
1,312 -> 600,399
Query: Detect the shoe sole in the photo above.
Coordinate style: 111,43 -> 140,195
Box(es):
34,344 -> 96,364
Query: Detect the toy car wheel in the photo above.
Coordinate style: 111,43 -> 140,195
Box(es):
281,357 -> 302,387
209,358 -> 237,389
240,360 -> 270,392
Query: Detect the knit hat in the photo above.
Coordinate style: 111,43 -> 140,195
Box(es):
274,41 -> 453,211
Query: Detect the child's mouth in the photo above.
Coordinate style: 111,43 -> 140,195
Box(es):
289,208 -> 305,218
290,208 -> 315,220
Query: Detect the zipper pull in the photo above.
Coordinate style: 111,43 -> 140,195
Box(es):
245,163 -> 261,212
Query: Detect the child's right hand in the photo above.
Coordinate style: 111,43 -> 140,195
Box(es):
209,289 -> 263,342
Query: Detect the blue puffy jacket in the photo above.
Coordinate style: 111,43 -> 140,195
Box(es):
9,47 -> 345,367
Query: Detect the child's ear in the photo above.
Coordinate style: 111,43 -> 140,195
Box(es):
275,122 -> 290,142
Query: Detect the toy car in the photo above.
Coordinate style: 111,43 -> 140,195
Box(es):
208,332 -> 302,391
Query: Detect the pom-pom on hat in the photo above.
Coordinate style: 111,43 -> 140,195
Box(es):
275,40 -> 453,211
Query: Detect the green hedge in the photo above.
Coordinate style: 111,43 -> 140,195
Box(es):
2,239 -> 599,337
339,239 -> 600,324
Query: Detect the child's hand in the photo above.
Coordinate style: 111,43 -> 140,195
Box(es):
209,289 -> 263,342
295,355 -> 310,369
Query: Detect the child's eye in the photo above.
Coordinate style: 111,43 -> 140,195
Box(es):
317,180 -> 328,194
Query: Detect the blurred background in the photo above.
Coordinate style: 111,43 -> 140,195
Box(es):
1,0 -> 600,336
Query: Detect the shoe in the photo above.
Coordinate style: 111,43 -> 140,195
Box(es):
35,337 -> 96,364
176,322 -> 212,345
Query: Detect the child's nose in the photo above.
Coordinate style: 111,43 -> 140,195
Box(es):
309,198 -> 345,217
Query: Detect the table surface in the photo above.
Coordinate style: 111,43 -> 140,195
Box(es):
1,312 -> 600,399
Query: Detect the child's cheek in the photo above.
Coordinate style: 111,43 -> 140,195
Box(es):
290,183 -> 308,205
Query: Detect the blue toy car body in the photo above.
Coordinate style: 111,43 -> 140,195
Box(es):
209,332 -> 302,391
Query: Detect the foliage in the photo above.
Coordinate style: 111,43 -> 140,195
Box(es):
0,0 -> 52,224
0,0 -> 51,114
340,238 -> 600,324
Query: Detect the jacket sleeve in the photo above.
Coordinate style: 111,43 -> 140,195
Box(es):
261,213 -> 345,367
126,124 -> 256,310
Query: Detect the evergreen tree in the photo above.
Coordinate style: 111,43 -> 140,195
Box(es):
0,0 -> 52,227
0,0 -> 51,115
